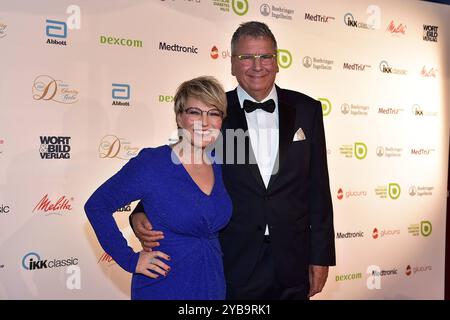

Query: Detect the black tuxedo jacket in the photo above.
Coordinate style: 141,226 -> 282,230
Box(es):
219,86 -> 335,288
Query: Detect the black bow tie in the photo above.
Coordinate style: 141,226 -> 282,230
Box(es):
243,99 -> 276,113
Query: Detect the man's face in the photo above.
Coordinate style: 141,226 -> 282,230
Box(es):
231,36 -> 278,101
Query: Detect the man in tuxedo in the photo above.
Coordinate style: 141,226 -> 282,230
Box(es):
131,21 -> 335,299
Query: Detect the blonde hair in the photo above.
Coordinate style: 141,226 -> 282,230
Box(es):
174,76 -> 227,118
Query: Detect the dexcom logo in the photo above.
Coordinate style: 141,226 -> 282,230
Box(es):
277,49 -> 292,68
232,0 -> 249,16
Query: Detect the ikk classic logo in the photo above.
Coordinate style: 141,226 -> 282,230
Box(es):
379,60 -> 408,75
212,0 -> 248,16
99,135 -> 139,160
411,104 -> 437,117
343,5 -> 381,30
22,252 -> 79,271
32,75 -> 79,104
45,5 -> 81,46
40,136 -> 71,159
112,83 -> 131,106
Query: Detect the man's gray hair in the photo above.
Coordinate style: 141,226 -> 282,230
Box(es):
231,21 -> 277,55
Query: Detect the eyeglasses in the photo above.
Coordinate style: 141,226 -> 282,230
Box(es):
233,53 -> 277,65
182,107 -> 224,120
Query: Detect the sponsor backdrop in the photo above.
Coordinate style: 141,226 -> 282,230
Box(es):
0,0 -> 449,299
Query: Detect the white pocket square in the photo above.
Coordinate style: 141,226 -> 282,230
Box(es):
293,128 -> 306,141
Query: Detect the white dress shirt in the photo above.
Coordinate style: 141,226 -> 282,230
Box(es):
237,85 -> 279,236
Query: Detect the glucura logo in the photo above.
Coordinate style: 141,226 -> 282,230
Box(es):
372,227 -> 400,239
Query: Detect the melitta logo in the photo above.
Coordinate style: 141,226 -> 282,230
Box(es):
112,83 -> 131,106
386,20 -> 407,35
22,252 -> 79,270
33,194 -> 73,215
408,221 -> 432,237
339,142 -> 367,160
304,13 -> 335,23
159,41 -> 198,54
318,98 -> 331,116
337,188 -> 367,200
45,5 -> 81,46
421,66 -> 437,77
302,56 -> 334,71
39,136 -> 71,159
336,231 -> 364,239
379,60 -> 407,75
277,49 -> 292,68
98,252 -> 116,266
376,146 -> 403,157
375,183 -> 401,199
32,75 -> 79,104
0,204 -> 10,214
341,103 -> 369,116
343,63 -> 371,71
99,135 -> 139,160
372,227 -> 400,239
423,25 -> 438,42
260,3 -> 295,21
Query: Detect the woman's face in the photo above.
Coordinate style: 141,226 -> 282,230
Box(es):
176,96 -> 223,149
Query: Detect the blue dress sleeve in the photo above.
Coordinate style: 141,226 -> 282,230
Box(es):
84,149 -> 150,273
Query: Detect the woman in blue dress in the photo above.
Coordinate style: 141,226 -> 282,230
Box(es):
84,76 -> 232,299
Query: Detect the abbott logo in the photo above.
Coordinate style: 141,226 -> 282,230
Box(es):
318,98 -> 332,116
46,20 -> 67,38
354,142 -> 368,160
112,84 -> 130,100
232,0 -> 249,16
388,183 -> 401,199
277,49 -> 292,68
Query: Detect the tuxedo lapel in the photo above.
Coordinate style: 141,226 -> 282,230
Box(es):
225,90 -> 265,190
267,87 -> 297,190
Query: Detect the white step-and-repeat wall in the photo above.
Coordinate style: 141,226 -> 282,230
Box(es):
0,0 -> 449,299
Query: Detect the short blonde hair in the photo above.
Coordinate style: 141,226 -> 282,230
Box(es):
174,76 -> 227,118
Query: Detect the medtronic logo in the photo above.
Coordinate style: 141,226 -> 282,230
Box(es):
159,42 -> 198,54
277,49 -> 292,68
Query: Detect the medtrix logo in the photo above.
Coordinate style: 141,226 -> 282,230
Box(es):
386,20 -> 406,35
32,75 -> 79,104
336,231 -> 364,239
378,106 -> 404,115
159,41 -> 198,54
99,135 -> 139,160
379,60 -> 407,75
112,83 -> 131,107
0,204 -> 10,214
421,66 -> 437,77
40,136 -> 71,159
45,5 -> 81,46
304,12 -> 335,23
33,194 -> 73,215
343,63 -> 371,71
22,252 -> 79,270
423,25 -> 438,42
410,148 -> 435,156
